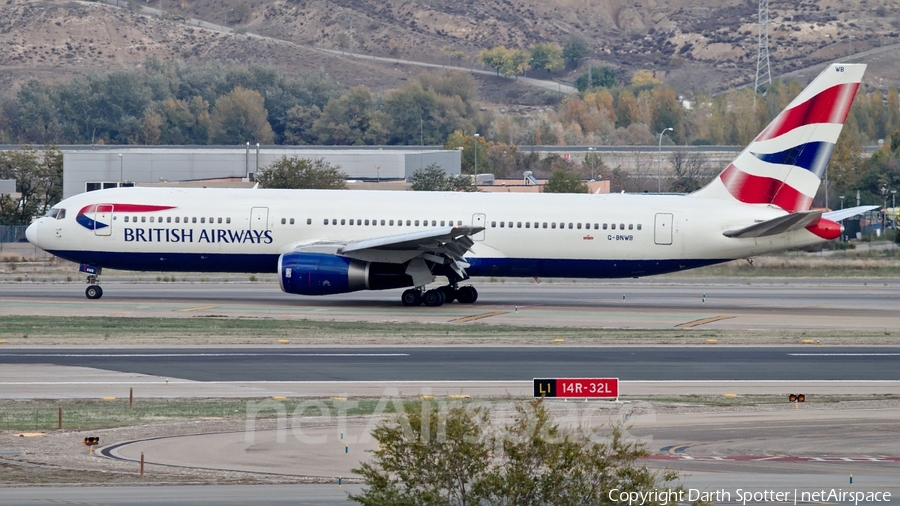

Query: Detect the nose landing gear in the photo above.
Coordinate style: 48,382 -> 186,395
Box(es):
80,265 -> 103,299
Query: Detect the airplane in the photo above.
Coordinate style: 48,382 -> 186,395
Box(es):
26,63 -> 876,307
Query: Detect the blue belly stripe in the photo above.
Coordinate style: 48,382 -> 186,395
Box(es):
48,250 -> 728,279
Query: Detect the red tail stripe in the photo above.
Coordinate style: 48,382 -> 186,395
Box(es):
78,204 -> 175,214
720,165 -> 812,212
755,83 -> 859,142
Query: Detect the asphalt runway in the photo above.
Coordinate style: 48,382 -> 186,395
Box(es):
1,278 -> 899,330
1,347 -> 898,381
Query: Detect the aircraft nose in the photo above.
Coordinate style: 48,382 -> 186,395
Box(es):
25,220 -> 38,245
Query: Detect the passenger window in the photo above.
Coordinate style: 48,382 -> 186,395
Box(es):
628,224 -> 633,230
290,218 -> 295,225
508,222 -> 513,228
611,224 -> 616,230
349,219 -> 354,225
209,217 -> 213,223
525,222 -> 530,228
440,221 -> 445,226
577,223 -> 582,229
305,218 -> 310,225
149,217 -> 155,223
568,223 -> 573,229
381,220 -> 385,226
175,217 -> 180,223
432,220 -> 437,226
551,223 -> 556,229
218,218 -> 223,224
603,223 -> 608,230
543,223 -> 547,229
341,219 -> 346,225
594,224 -> 598,230
201,217 -> 206,224
534,222 -> 539,228
491,221 -> 496,227
141,216 -> 146,223
124,216 -> 129,223
415,220 -> 420,226
457,220 -> 462,226
517,222 -> 522,228
620,223 -> 625,229
226,217 -> 231,224
500,222 -> 505,228
637,224 -> 642,230
324,219 -> 329,225
389,220 -> 394,226
365,219 -> 370,226
282,218 -> 287,225
192,217 -> 197,224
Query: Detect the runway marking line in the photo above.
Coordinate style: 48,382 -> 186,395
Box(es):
176,305 -> 219,312
450,311 -> 508,323
675,315 -> 735,328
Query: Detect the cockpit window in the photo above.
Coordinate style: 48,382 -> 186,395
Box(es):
45,208 -> 60,219
56,209 -> 66,220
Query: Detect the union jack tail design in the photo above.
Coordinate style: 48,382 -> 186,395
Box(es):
692,63 -> 865,212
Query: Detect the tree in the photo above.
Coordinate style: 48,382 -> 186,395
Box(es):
543,169 -> 588,193
351,399 -> 690,506
615,89 -> 640,129
0,145 -> 63,225
255,157 -> 347,189
479,46 -> 512,76
563,35 -> 590,68
529,43 -> 565,74
283,105 -> 322,145
311,86 -> 390,145
409,164 -> 477,192
444,130 -> 490,176
668,150 -> 714,193
650,87 -> 684,144
574,66 -> 617,92
208,87 -> 275,145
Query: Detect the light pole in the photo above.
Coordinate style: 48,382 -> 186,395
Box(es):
839,195 -> 845,210
657,127 -> 673,194
587,147 -> 595,180
118,154 -> 123,186
473,133 -> 479,177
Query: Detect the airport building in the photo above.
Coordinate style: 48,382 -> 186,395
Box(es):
61,146 -> 461,199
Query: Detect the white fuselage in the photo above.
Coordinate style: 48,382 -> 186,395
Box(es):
27,187 -> 828,280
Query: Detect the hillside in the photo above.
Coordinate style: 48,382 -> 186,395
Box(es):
1,0 -> 899,100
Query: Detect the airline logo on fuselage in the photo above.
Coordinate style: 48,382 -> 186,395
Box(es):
123,228 -> 273,244
76,204 -> 176,231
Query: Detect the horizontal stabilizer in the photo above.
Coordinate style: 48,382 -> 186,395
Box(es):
724,210 -> 822,239
823,205 -> 879,222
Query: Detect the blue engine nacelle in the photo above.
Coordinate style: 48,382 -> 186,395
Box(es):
278,252 -> 414,296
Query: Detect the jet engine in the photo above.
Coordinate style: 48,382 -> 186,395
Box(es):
278,252 -> 413,296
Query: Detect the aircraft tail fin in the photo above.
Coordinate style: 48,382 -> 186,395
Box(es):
691,63 -> 865,212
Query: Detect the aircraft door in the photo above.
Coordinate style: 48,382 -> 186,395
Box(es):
250,207 -> 269,231
654,213 -> 673,245
94,204 -> 113,236
471,213 -> 486,241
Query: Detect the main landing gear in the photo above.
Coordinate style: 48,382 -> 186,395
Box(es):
401,285 -> 477,307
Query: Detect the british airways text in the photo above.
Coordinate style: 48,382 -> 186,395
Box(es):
123,228 -> 274,244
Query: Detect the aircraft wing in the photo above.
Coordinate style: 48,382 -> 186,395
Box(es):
723,210 -> 823,239
822,205 -> 879,222
292,226 -> 484,286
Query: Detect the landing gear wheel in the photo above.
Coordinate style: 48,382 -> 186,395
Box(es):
85,285 -> 103,300
401,289 -> 422,306
456,286 -> 478,304
423,289 -> 446,307
439,285 -> 457,303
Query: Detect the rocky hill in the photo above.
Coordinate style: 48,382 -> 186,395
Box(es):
1,0 -> 899,100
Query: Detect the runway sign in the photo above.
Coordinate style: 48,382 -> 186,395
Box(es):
533,378 -> 619,399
